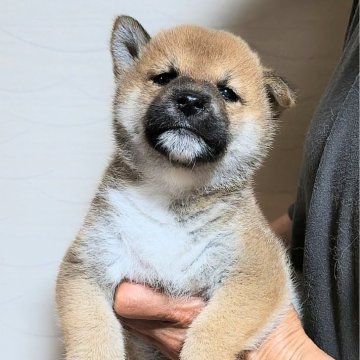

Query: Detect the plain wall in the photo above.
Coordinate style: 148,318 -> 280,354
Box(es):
0,1 -> 352,359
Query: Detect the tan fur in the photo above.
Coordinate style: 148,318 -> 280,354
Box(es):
56,16 -> 296,360
56,249 -> 126,359
181,206 -> 290,359
116,25 -> 270,126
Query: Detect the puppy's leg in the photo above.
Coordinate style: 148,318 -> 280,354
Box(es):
56,262 -> 126,360
180,234 -> 291,360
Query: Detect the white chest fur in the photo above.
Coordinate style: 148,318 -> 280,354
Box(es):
85,185 -> 239,297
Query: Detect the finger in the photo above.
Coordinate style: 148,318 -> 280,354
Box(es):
121,318 -> 187,340
121,318 -> 184,331
114,282 -> 204,323
129,330 -> 180,360
124,325 -> 182,360
121,318 -> 186,354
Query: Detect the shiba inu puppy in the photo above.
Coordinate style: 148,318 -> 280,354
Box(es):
56,16 -> 296,360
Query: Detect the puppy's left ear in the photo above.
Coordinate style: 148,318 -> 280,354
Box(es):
264,70 -> 296,116
111,16 -> 150,77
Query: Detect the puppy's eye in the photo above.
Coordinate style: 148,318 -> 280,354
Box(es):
218,86 -> 240,102
151,71 -> 178,86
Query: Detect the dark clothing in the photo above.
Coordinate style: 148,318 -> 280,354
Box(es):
290,2 -> 359,359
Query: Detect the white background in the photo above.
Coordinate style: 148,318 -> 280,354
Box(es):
0,1 -> 352,359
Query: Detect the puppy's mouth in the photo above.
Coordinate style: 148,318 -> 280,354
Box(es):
160,125 -> 201,138
150,126 -> 213,166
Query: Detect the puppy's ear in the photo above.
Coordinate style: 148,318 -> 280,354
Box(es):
111,16 -> 150,77
264,70 -> 296,116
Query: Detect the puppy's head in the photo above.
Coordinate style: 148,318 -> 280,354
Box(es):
110,16 -> 295,189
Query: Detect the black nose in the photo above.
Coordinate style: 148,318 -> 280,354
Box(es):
175,92 -> 208,117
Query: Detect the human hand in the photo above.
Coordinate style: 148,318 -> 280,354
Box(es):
244,307 -> 333,360
114,282 -> 204,359
114,283 -> 332,360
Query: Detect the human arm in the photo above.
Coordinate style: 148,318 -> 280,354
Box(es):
271,212 -> 293,248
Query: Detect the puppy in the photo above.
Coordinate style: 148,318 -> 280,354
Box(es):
56,16 -> 297,360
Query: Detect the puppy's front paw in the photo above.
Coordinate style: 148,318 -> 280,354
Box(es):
180,327 -> 238,360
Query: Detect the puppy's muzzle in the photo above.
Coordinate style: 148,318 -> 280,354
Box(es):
144,77 -> 229,166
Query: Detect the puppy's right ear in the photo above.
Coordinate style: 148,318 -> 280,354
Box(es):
111,16 -> 150,77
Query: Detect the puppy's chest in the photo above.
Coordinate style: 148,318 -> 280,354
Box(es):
91,187 -> 239,296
